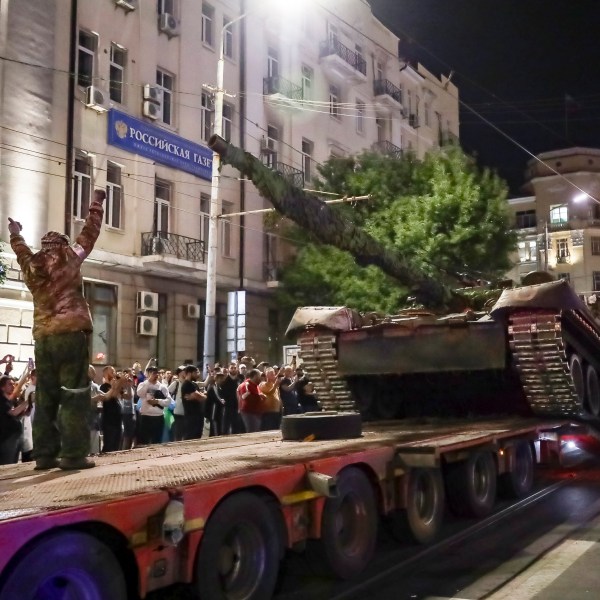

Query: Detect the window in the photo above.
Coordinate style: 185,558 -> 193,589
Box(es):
267,47 -> 279,78
222,102 -> 233,142
105,162 -> 122,229
592,236 -> 600,255
221,201 -> 233,258
407,89 -> 412,114
155,180 -> 170,236
84,282 -> 118,365
157,0 -> 176,15
73,151 -> 92,219
556,238 -> 569,261
156,69 -> 174,125
355,44 -> 364,69
517,240 -> 536,262
376,117 -> 385,142
550,204 -> 568,224
201,92 -> 214,141
328,23 -> 339,46
109,44 -> 126,104
356,100 -> 365,134
264,125 -> 278,168
200,193 -> 210,244
329,85 -> 340,119
376,61 -> 384,81
516,209 -> 536,229
202,2 -> 214,46
301,65 -> 313,100
594,272 -> 600,292
302,138 -> 313,184
77,30 -> 97,87
223,17 -> 234,59
424,101 -> 431,127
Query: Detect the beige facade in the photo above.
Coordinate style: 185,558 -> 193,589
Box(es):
506,147 -> 600,302
0,0 -> 459,373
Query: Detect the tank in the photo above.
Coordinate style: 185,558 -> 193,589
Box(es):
206,135 -> 600,424
286,279 -> 600,423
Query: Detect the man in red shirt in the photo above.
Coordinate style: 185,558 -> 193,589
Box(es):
236,369 -> 266,433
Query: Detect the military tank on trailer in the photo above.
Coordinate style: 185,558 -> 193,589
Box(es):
207,134 -> 600,424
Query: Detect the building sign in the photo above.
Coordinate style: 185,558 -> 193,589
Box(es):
107,109 -> 212,180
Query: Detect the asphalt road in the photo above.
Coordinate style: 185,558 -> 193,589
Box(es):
150,447 -> 600,600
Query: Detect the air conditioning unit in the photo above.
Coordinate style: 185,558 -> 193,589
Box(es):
137,291 -> 159,312
143,100 -> 160,120
158,12 -> 179,37
260,138 -> 276,154
143,84 -> 163,104
136,315 -> 158,336
114,0 -> 137,11
85,86 -> 110,112
186,303 -> 201,319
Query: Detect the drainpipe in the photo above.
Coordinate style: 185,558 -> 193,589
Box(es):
238,0 -> 246,288
64,0 -> 78,236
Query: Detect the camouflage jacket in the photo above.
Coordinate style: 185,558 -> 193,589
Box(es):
10,198 -> 104,339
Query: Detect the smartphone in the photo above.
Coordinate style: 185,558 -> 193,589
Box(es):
28,358 -> 34,370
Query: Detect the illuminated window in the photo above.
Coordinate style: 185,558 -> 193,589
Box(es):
518,240 -> 537,262
556,238 -> 569,262
550,205 -> 568,224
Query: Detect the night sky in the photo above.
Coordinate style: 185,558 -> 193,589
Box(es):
367,0 -> 600,195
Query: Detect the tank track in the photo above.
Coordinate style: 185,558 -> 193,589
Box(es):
298,331 -> 355,412
508,310 -> 582,417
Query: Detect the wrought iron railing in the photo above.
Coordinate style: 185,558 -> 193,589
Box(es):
141,232 -> 206,263
263,76 -> 303,101
263,261 -> 285,282
319,38 -> 367,76
372,140 -> 403,159
261,157 -> 304,188
373,79 -> 402,104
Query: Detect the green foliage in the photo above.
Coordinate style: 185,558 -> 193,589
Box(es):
277,146 -> 517,312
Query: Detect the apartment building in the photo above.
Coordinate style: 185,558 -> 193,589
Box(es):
506,147 -> 600,304
0,0 -> 459,371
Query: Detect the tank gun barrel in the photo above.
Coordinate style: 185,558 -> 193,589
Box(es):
208,134 -> 451,307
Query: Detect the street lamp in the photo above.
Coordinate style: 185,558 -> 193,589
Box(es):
202,2 -> 307,370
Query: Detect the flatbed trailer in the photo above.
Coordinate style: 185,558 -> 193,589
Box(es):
0,417 -> 583,599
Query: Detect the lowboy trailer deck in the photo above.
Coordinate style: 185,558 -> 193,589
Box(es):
0,418 -> 584,599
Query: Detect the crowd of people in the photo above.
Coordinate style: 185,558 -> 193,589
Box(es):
0,353 -> 321,464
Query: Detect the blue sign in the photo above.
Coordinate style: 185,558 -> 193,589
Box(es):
107,109 -> 212,180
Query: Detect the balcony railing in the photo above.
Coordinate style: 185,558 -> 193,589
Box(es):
319,38 -> 367,76
263,75 -> 303,101
557,254 -> 571,264
262,157 -> 304,188
372,140 -> 403,159
141,232 -> 206,262
373,79 -> 402,104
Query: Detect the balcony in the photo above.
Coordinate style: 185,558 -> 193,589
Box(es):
263,75 -> 303,109
319,38 -> 367,84
264,261 -> 285,287
262,156 -> 304,189
372,140 -> 403,160
373,79 -> 403,112
140,232 -> 205,273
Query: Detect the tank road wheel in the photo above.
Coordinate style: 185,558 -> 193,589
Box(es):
309,467 -> 378,579
499,441 -> 534,499
586,365 -> 600,418
445,451 -> 497,518
195,492 -> 282,600
390,468 -> 445,545
281,412 -> 362,441
569,354 -> 586,408
0,531 -> 127,600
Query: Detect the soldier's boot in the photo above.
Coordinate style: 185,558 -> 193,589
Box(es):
59,457 -> 96,470
34,457 -> 60,470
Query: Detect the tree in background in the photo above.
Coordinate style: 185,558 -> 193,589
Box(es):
276,146 -> 517,313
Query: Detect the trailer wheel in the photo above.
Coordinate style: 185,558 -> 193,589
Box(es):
569,354 -> 586,408
194,491 -> 281,600
445,451 -> 497,518
281,412 -> 362,440
499,441 -> 534,499
309,467 -> 378,579
586,365 -> 600,417
0,531 -> 126,600
390,468 -> 445,545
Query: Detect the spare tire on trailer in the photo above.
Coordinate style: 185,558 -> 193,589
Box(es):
281,411 -> 362,441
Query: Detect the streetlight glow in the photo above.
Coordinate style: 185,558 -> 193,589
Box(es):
574,192 -> 590,203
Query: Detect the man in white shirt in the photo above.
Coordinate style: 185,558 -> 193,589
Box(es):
136,366 -> 172,445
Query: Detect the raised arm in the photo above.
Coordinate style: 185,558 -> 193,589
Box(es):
74,189 -> 105,259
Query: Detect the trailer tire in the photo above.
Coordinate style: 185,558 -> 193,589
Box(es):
194,491 -> 281,600
0,531 -> 126,600
309,467 -> 378,579
390,468 -> 445,545
586,365 -> 600,417
445,451 -> 497,518
569,353 -> 586,408
281,412 -> 362,440
499,441 -> 534,499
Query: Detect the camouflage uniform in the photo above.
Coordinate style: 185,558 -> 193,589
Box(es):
10,196 -> 104,463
